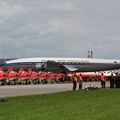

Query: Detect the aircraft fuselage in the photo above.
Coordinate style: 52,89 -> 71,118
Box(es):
1,57 -> 120,72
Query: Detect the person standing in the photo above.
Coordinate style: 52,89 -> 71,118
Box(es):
100,73 -> 106,88
72,74 -> 78,91
109,73 -> 115,88
118,74 -> 120,88
115,73 -> 118,88
78,74 -> 83,90
115,73 -> 120,88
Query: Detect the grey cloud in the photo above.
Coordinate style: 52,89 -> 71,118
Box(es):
0,0 -> 120,59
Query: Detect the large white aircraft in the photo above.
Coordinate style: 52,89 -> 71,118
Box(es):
1,57 -> 120,73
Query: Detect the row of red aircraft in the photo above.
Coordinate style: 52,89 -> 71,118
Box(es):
0,67 -> 103,85
0,67 -> 65,83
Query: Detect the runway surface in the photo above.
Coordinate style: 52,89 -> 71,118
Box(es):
0,82 -> 110,97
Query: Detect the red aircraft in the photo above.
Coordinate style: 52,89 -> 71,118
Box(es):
28,68 -> 39,84
18,67 -> 30,84
0,67 -> 7,85
7,67 -> 19,85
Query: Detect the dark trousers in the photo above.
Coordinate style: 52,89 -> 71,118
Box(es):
115,80 -> 120,88
73,81 -> 77,91
110,83 -> 114,88
110,81 -> 114,88
78,81 -> 82,90
101,81 -> 106,88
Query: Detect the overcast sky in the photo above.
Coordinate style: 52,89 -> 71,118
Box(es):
0,0 -> 120,59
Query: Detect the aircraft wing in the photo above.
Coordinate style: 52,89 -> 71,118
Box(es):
63,65 -> 78,72
46,61 -> 78,73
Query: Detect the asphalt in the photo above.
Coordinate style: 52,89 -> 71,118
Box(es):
0,82 -> 110,97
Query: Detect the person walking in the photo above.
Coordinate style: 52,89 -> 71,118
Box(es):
100,73 -> 106,88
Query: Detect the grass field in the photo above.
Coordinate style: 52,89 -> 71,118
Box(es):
0,89 -> 120,120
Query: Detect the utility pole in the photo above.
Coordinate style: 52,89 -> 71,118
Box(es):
87,50 -> 93,59
87,51 -> 91,58
91,50 -> 93,59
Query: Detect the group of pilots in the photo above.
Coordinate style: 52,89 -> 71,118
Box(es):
71,72 -> 120,91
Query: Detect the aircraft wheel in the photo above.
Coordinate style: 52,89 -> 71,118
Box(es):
33,81 -> 36,84
14,82 -> 16,85
1,82 -> 5,86
37,81 -> 40,84
0,81 -> 2,86
7,82 -> 11,85
28,81 -> 31,84
25,81 -> 27,85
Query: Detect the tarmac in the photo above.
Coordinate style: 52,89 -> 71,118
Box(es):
0,82 -> 110,97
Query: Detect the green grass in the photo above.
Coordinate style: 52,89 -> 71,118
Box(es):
0,89 -> 120,120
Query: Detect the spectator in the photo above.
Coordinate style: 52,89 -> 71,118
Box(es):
78,74 -> 83,90
100,73 -> 106,88
72,74 -> 78,91
109,73 -> 115,88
